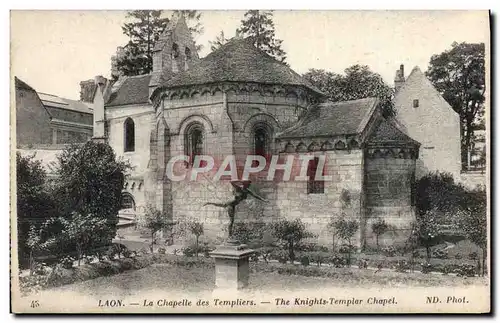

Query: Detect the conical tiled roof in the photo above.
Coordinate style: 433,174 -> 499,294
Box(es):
160,38 -> 324,96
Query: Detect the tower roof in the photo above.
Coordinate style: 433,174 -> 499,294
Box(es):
159,38 -> 324,96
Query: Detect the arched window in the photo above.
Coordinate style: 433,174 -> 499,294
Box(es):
185,122 -> 205,165
172,43 -> 179,58
184,47 -> 192,70
120,193 -> 136,210
124,118 -> 135,152
253,124 -> 272,159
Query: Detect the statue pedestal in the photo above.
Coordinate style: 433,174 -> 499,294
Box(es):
210,239 -> 255,290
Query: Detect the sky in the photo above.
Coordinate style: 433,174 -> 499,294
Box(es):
10,10 -> 489,100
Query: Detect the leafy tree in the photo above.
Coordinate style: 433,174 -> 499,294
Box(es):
54,141 -> 130,247
454,187 -> 487,276
425,42 -> 486,168
332,218 -> 359,266
415,172 -> 467,220
236,10 -> 287,63
112,10 -> 203,79
371,219 -> 389,248
143,206 -> 175,252
187,221 -> 204,257
16,153 -> 57,268
303,65 -> 395,117
271,218 -> 314,263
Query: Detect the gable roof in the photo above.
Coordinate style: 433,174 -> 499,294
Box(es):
277,97 -> 379,139
159,38 -> 324,96
38,93 -> 93,114
396,66 -> 456,114
106,74 -> 152,107
15,77 -> 36,92
367,118 -> 420,146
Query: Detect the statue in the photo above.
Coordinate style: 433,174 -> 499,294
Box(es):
204,180 -> 267,239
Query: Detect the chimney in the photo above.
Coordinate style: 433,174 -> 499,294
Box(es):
394,64 -> 405,92
92,75 -> 108,142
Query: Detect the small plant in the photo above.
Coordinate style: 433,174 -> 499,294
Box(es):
329,254 -> 346,268
468,252 -> 478,260
59,256 -> 75,269
250,252 -> 260,262
258,247 -> 275,264
432,249 -> 448,259
300,255 -> 310,266
441,264 -> 456,275
456,264 -> 476,277
158,247 -> 166,254
271,249 -> 289,264
395,260 -> 410,273
143,206 -> 175,253
371,219 -> 389,247
421,262 -> 433,274
188,220 -> 204,257
381,246 -> 397,257
454,253 -> 462,260
357,258 -> 368,269
173,248 -> 179,256
182,246 -> 196,257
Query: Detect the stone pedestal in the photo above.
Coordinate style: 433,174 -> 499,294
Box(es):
210,239 -> 255,290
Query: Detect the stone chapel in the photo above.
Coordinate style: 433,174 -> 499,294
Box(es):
91,15 -> 421,247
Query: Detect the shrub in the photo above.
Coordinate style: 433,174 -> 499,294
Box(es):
357,259 -> 368,269
395,260 -> 410,273
330,254 -> 346,268
421,262 -> 433,274
271,219 -> 314,263
257,247 -> 275,264
441,264 -> 456,275
454,253 -> 462,260
456,264 -> 476,277
271,249 -> 289,264
371,219 -> 389,247
309,252 -> 329,267
182,246 -> 195,257
232,222 -> 268,248
187,220 -> 204,257
468,252 -> 478,260
158,247 -> 166,254
300,255 -> 310,266
60,256 -> 74,269
143,206 -> 175,253
20,272 -> 50,296
381,246 -> 397,257
250,252 -> 260,262
298,243 -> 329,253
432,249 -> 448,259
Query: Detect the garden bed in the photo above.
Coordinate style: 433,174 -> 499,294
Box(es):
20,250 -> 487,296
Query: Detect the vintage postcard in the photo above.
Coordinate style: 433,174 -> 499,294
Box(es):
10,10 -> 490,314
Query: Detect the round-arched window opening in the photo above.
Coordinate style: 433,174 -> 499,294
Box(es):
124,118 -> 135,152
120,193 -> 136,211
253,124 -> 272,159
172,43 -> 180,58
185,122 -> 205,165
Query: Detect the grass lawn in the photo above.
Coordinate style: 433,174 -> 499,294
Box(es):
47,262 -> 488,298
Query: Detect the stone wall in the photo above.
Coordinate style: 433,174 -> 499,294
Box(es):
364,156 -> 416,247
394,67 -> 461,179
105,103 -> 154,218
272,150 -> 364,247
